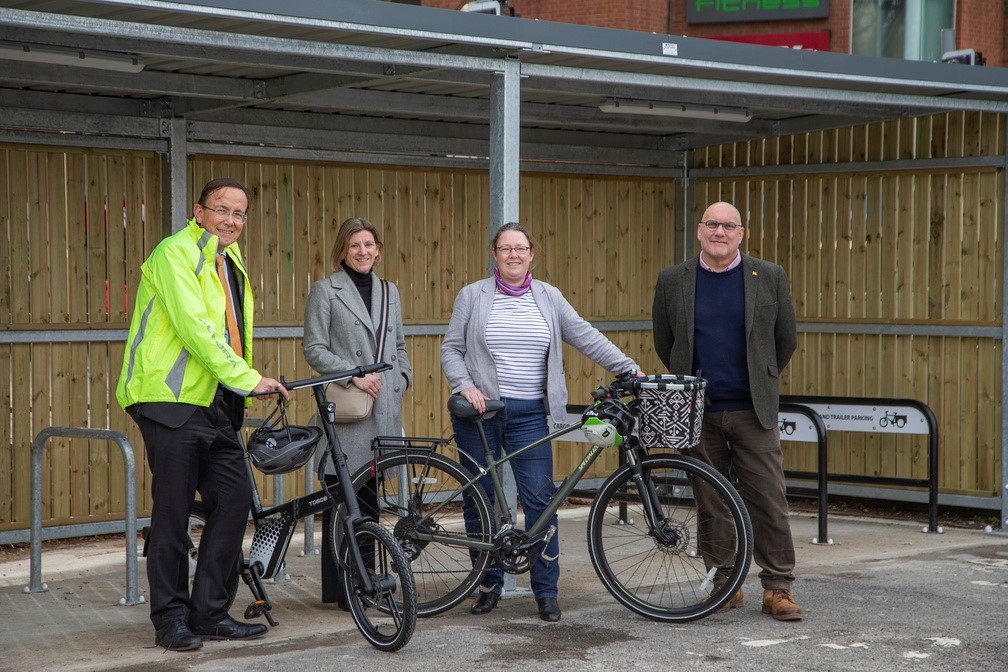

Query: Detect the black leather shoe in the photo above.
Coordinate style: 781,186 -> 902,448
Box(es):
190,616 -> 268,640
471,590 -> 500,615
155,619 -> 203,651
537,597 -> 561,622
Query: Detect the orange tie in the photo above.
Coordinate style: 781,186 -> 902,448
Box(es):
216,255 -> 243,358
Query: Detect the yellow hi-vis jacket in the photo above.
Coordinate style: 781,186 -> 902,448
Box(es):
116,218 -> 261,409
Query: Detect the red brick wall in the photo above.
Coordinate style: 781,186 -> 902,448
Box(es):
423,1 -> 1003,66
956,0 -> 1007,67
423,0 -> 671,32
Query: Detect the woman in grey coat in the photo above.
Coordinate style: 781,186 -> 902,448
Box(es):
441,221 -> 639,622
303,216 -> 412,606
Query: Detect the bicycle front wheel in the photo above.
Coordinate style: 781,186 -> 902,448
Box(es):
339,520 -> 417,652
354,450 -> 494,617
587,454 -> 753,622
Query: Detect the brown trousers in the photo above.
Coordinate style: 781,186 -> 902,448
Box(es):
689,409 -> 796,591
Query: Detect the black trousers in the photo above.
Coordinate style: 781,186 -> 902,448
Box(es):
131,393 -> 252,629
321,474 -> 378,605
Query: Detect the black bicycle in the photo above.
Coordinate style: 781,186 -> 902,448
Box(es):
153,363 -> 417,652
345,372 -> 754,623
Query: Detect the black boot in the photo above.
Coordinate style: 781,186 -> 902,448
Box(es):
471,590 -> 500,615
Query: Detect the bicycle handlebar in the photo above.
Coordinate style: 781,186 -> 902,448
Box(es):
591,370 -> 641,400
252,362 -> 393,396
590,371 -> 706,401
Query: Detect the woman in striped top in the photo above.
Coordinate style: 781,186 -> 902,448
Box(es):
441,222 -> 640,623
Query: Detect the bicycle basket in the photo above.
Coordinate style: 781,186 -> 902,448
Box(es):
636,374 -> 707,450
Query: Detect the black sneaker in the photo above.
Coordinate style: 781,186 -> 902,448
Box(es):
155,619 -> 203,651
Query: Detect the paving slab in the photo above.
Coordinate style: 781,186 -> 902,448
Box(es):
1,508 -> 1006,672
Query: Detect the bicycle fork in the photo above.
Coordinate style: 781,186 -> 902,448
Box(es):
623,450 -> 674,544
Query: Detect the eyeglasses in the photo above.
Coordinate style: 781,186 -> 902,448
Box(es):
204,205 -> 248,223
701,220 -> 742,232
495,245 -> 531,255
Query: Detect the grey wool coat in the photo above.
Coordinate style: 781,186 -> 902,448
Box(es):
303,270 -> 412,475
651,253 -> 797,431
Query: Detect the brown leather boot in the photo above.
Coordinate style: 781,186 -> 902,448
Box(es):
717,588 -> 744,613
762,588 -> 804,621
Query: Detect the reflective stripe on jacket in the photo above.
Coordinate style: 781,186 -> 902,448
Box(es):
116,218 -> 260,408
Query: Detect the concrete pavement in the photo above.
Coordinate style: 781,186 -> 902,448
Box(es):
2,508 -> 1006,671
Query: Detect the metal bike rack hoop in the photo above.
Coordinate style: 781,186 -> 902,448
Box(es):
28,426 -> 143,606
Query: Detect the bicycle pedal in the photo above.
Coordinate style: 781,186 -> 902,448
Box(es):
244,599 -> 273,621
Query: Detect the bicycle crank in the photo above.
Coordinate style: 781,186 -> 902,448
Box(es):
492,529 -> 534,574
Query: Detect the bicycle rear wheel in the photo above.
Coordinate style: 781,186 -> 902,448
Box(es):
353,450 -> 494,617
339,520 -> 417,652
587,454 -> 753,622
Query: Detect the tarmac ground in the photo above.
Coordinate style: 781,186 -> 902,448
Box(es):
2,507 -> 1007,672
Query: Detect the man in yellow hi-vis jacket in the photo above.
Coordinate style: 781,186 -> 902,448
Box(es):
117,178 -> 287,652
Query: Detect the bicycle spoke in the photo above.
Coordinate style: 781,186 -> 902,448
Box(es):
588,455 -> 752,622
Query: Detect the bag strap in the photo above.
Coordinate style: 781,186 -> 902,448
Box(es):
374,279 -> 390,364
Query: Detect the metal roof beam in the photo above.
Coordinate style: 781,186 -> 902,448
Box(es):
521,63 -> 1008,116
0,87 -> 147,117
254,85 -> 777,137
0,106 -> 163,138
65,0 -> 1008,99
0,9 -> 505,74
189,105 -> 683,153
0,59 -> 261,101
187,119 -> 680,167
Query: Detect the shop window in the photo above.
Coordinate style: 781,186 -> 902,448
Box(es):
851,0 -> 953,61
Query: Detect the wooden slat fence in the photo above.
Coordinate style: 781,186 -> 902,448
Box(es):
2,111 -> 1004,532
693,111 -> 1004,499
0,153 -> 675,531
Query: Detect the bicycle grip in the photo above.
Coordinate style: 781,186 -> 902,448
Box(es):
356,362 -> 393,377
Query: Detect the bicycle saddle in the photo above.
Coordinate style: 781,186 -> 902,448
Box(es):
448,394 -> 505,420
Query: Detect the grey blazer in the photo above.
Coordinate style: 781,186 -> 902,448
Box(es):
652,254 -> 797,430
441,277 -> 639,427
303,270 -> 412,474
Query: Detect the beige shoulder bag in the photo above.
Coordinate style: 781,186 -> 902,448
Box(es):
327,280 -> 389,423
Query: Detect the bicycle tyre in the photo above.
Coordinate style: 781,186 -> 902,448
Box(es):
338,520 -> 417,652
350,450 -> 495,617
587,454 -> 753,623
186,502 -> 241,613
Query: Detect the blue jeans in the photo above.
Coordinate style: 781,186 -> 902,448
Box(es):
452,397 -> 560,600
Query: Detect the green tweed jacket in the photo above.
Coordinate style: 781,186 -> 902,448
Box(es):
652,253 -> 797,430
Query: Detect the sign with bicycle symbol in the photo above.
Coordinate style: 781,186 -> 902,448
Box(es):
776,413 -> 820,443
783,403 -> 928,436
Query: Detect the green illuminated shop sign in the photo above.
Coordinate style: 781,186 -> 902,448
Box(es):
687,0 -> 829,24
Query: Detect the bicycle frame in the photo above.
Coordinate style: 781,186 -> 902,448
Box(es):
399,417 -> 663,553
243,364 -> 392,608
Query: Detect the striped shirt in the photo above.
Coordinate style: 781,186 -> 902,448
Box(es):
485,292 -> 550,399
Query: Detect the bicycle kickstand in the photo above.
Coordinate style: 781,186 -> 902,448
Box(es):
240,562 -> 279,627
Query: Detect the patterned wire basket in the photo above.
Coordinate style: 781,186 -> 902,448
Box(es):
635,374 -> 707,450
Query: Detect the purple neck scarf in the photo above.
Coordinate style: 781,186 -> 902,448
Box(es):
494,266 -> 532,296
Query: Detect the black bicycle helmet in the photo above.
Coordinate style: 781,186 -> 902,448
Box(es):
247,403 -> 322,475
581,397 -> 636,448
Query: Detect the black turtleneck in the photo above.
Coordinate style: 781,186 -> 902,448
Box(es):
341,260 -> 373,314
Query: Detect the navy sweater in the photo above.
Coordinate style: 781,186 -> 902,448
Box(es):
692,264 -> 752,412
